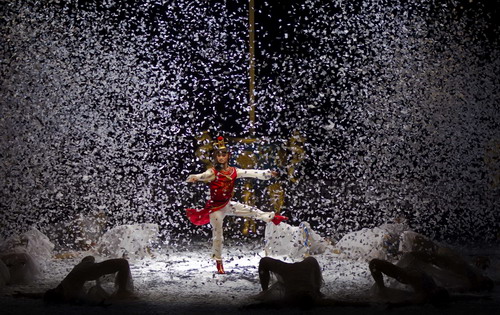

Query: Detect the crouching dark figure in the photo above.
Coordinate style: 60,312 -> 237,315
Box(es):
255,256 -> 323,309
44,256 -> 134,305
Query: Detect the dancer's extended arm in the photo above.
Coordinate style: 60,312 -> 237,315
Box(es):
236,169 -> 277,180
186,169 -> 215,182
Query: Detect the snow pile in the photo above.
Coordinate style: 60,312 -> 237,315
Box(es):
334,223 -> 410,261
0,227 -> 54,285
264,222 -> 329,258
0,227 -> 55,272
95,223 -> 159,260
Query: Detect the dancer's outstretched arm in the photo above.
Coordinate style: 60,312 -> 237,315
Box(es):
237,169 -> 278,180
186,169 -> 215,182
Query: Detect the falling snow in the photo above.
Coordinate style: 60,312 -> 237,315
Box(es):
0,2 -> 499,311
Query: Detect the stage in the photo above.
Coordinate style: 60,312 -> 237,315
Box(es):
1,240 -> 499,314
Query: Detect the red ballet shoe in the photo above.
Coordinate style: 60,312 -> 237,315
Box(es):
271,215 -> 288,225
216,259 -> 225,274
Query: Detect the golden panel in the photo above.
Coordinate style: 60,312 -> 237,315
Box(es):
267,182 -> 285,213
236,150 -> 258,169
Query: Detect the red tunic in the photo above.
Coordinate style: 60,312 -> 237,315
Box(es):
186,167 -> 237,225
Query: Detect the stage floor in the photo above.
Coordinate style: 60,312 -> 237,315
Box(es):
1,240 -> 499,314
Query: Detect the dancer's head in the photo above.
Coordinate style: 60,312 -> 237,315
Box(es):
80,255 -> 96,264
213,136 -> 230,170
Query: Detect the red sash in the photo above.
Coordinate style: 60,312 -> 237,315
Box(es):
186,167 -> 237,225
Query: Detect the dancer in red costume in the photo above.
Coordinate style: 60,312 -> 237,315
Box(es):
186,136 -> 288,274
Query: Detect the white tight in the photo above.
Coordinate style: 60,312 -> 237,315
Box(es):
209,201 -> 275,260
